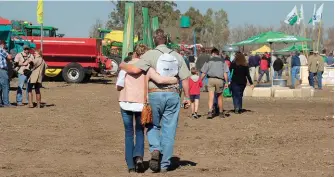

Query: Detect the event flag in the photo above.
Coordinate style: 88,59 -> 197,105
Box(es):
297,4 -> 304,25
308,4 -> 316,28
284,6 -> 299,26
37,0 -> 43,24
314,3 -> 324,23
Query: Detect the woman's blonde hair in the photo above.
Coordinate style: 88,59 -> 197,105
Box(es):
35,49 -> 43,58
135,44 -> 149,57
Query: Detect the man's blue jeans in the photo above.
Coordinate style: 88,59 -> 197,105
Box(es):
308,72 -> 323,89
17,74 -> 28,104
147,92 -> 180,170
0,69 -> 10,105
273,70 -> 283,79
120,109 -> 144,169
258,70 -> 270,82
291,66 -> 300,87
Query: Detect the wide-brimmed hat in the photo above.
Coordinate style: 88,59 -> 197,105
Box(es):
23,45 -> 30,50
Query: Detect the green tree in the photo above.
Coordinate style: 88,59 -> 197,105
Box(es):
105,1 -> 180,36
200,8 -> 214,47
89,19 -> 103,38
212,9 -> 229,49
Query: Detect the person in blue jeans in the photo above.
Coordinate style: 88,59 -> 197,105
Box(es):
273,57 -> 284,79
291,51 -> 301,88
308,51 -> 324,89
120,29 -> 191,173
13,45 -> 33,105
0,41 -> 13,107
230,52 -> 254,114
117,44 -> 179,173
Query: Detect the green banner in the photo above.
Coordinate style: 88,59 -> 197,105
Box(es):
142,7 -> 154,49
151,17 -> 159,32
122,2 -> 135,61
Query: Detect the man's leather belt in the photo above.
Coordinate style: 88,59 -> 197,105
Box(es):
148,88 -> 179,93
207,76 -> 224,80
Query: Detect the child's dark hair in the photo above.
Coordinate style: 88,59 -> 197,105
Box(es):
191,67 -> 197,75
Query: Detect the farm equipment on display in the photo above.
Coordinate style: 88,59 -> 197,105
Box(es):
11,20 -> 65,38
0,17 -> 36,78
3,18 -> 112,83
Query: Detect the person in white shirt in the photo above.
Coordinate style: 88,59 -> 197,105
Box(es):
299,52 -> 308,66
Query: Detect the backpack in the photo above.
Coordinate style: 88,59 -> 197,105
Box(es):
155,49 -> 179,77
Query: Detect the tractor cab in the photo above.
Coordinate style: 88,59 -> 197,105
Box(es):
0,18 -> 35,52
24,25 -> 64,37
10,20 -> 64,38
98,28 -> 112,39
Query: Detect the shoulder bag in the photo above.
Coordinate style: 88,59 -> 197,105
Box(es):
141,74 -> 153,126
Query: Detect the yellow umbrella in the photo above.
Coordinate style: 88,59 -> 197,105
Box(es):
252,45 -> 271,53
104,30 -> 138,43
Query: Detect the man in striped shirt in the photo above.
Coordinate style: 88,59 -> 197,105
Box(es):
0,40 -> 12,107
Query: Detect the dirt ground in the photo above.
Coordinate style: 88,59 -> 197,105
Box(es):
0,77 -> 334,177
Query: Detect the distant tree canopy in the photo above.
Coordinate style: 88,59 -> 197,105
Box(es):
103,1 -> 333,53
105,1 -> 230,49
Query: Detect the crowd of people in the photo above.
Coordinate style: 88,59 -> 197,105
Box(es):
1,27 -> 333,174
115,29 -> 259,173
115,28 -> 334,173
0,41 -> 47,108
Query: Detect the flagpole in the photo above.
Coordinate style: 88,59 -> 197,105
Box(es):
316,20 -> 322,52
304,27 -> 308,57
312,28 -> 315,51
40,23 -> 43,52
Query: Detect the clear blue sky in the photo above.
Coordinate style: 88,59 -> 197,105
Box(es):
0,1 -> 333,37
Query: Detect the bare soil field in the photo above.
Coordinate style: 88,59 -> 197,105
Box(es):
1,77 -> 334,177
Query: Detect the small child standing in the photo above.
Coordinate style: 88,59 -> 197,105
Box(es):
189,67 -> 203,119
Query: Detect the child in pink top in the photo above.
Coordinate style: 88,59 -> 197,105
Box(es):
188,67 -> 203,119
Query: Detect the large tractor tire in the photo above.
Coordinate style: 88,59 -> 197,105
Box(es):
62,63 -> 85,83
108,55 -> 122,75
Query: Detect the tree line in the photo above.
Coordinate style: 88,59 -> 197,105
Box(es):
89,1 -> 334,53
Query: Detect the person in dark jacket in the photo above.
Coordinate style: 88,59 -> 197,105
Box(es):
248,52 -> 260,81
273,57 -> 284,79
230,52 -> 254,114
291,51 -> 301,88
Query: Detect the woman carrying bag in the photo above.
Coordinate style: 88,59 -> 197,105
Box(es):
22,49 -> 47,108
229,52 -> 254,114
116,44 -> 178,173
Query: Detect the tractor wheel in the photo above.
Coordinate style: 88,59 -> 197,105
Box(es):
62,63 -> 85,83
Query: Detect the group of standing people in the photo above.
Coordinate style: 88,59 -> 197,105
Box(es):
0,40 -> 47,108
247,49 -> 332,89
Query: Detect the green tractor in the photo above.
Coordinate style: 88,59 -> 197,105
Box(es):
11,20 -> 65,37
97,25 -> 180,75
97,28 -> 123,75
0,18 -> 36,78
